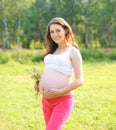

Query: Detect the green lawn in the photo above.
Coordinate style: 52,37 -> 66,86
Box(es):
0,61 -> 116,130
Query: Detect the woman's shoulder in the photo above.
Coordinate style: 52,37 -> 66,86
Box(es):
70,46 -> 82,59
70,45 -> 79,53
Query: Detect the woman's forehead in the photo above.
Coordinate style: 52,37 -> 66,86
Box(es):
50,24 -> 63,30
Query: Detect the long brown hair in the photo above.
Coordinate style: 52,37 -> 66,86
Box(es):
44,17 -> 77,56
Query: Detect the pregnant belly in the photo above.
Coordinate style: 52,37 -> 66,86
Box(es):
39,68 -> 71,92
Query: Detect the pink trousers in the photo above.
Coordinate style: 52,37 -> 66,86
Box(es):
42,95 -> 74,130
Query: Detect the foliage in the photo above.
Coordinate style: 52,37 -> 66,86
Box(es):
0,0 -> 116,49
0,48 -> 116,64
30,40 -> 44,49
31,53 -> 43,63
0,0 -> 36,49
81,48 -> 105,62
0,51 -> 9,64
0,62 -> 116,130
109,51 -> 116,61
80,48 -> 116,62
0,49 -> 44,64
10,50 -> 36,64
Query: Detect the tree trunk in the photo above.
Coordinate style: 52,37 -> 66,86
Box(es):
2,0 -> 10,49
17,9 -> 22,48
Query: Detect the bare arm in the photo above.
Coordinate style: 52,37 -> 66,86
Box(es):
60,47 -> 84,94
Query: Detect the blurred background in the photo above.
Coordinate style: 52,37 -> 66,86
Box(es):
0,0 -> 116,49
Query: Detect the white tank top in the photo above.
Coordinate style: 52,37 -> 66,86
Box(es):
44,47 -> 73,76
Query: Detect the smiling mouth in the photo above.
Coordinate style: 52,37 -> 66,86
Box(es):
55,38 -> 59,40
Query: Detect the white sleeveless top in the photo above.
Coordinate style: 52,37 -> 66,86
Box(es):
44,47 -> 73,76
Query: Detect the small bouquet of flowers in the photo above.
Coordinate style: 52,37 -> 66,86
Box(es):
30,66 -> 42,97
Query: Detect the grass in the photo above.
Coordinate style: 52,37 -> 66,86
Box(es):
0,61 -> 116,130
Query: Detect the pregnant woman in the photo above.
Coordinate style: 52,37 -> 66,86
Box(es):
34,17 -> 83,130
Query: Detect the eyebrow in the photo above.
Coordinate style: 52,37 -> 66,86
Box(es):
50,28 -> 61,32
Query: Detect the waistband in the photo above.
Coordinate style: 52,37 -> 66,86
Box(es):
42,94 -> 74,103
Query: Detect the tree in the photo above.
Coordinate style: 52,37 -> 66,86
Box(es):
0,0 -> 115,49
2,0 -> 10,49
0,0 -> 35,49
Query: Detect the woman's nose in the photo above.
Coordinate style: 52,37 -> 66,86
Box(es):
53,32 -> 57,37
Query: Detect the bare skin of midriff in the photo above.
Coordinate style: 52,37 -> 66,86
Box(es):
39,68 -> 73,95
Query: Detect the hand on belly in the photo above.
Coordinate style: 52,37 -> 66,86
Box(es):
38,68 -> 71,98
41,88 -> 62,99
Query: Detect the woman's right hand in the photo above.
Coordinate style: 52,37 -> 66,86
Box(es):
34,83 -> 40,92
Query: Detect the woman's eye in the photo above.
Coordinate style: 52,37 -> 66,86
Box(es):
50,29 -> 61,34
56,29 -> 60,33
50,31 -> 54,34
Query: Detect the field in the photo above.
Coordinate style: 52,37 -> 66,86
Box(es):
0,61 -> 116,130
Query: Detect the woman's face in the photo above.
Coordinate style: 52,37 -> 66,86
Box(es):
49,24 -> 66,45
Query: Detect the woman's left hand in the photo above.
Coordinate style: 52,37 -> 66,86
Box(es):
42,88 -> 63,99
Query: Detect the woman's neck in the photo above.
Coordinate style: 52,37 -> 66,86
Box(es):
58,43 -> 71,49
